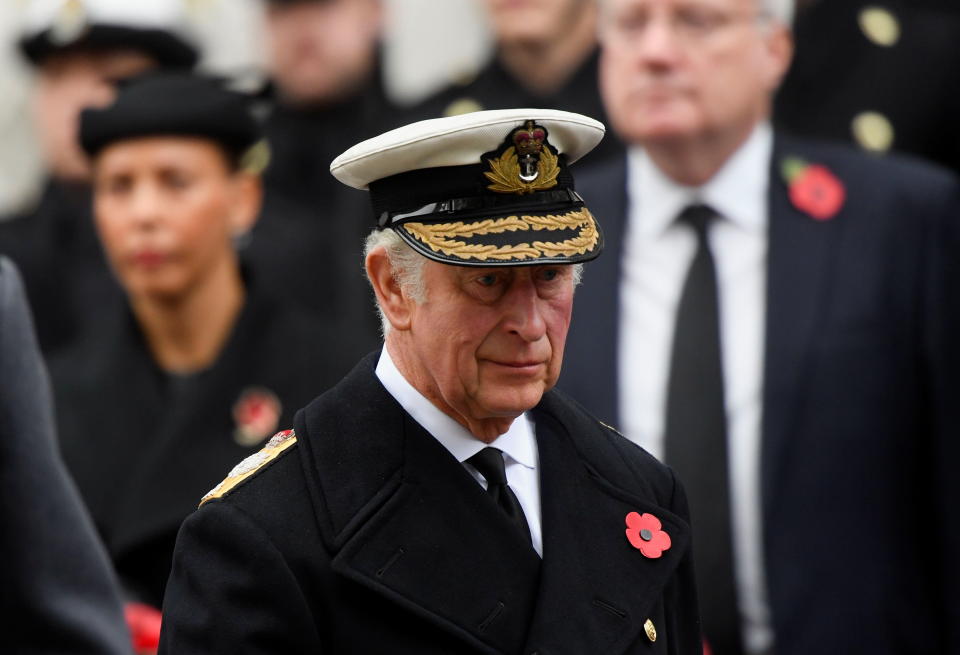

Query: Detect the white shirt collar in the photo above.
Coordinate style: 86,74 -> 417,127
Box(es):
375,346 -> 536,469
628,122 -> 772,236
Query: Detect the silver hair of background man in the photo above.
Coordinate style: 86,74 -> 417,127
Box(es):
598,0 -> 796,28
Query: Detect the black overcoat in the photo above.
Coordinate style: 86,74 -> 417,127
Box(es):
0,257 -> 130,655
51,283 -> 355,608
160,353 -> 702,654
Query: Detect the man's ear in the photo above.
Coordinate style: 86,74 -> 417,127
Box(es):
365,246 -> 412,331
764,22 -> 795,91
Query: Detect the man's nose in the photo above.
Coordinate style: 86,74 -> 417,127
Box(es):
635,15 -> 684,68
503,279 -> 547,342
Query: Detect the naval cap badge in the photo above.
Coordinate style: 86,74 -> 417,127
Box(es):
484,119 -> 560,195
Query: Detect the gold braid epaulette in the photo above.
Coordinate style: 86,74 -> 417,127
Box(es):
199,429 -> 297,507
598,420 -> 626,439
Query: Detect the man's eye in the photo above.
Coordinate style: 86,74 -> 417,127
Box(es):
477,274 -> 498,287
101,177 -> 131,194
677,7 -> 724,32
540,268 -> 560,282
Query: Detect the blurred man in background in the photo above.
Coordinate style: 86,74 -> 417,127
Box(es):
261,0 -> 392,210
408,0 -> 619,162
0,0 -> 198,353
253,0 -> 387,349
560,0 -> 960,653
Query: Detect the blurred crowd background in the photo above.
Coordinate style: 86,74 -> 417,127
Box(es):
2,0 -> 959,653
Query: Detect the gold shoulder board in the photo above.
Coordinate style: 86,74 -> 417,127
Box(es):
200,429 -> 297,507
598,419 -> 626,439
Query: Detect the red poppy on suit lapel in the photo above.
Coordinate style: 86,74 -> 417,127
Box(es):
781,156 -> 846,221
625,511 -> 672,558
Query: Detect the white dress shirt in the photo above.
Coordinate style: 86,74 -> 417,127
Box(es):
375,347 -> 543,556
618,124 -> 773,653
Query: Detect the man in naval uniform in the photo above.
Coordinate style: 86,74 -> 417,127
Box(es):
159,109 -> 701,654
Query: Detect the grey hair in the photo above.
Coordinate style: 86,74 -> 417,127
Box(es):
598,0 -> 795,29
758,0 -> 795,27
363,228 -> 427,334
363,227 -> 585,334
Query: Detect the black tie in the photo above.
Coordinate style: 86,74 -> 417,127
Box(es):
663,205 -> 743,655
467,448 -> 533,546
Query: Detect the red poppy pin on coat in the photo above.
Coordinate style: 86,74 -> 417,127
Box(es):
625,512 -> 671,558
781,157 -> 846,221
232,387 -> 281,447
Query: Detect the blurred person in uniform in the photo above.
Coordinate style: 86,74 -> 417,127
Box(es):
250,0 -> 387,350
775,0 -> 960,174
159,109 -> 702,654
50,72 -> 355,612
405,0 -> 620,163
0,0 -> 199,354
261,0 -> 392,209
0,257 -> 130,655
559,0 -> 960,653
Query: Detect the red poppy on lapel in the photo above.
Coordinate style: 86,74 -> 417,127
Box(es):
781,156 -> 846,221
625,511 -> 672,558
232,387 -> 281,447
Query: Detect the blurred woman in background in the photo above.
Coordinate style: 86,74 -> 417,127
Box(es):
51,72 -> 353,611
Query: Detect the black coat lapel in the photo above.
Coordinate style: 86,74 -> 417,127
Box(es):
524,393 -> 692,654
561,154 -> 629,426
761,136 -> 845,513
298,357 -> 541,655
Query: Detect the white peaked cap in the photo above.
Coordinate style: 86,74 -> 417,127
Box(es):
330,108 -> 605,191
22,0 -> 191,35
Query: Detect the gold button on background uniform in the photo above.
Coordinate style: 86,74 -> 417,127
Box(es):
859,6 -> 901,47
443,97 -> 485,117
644,618 -> 657,643
852,111 -> 895,153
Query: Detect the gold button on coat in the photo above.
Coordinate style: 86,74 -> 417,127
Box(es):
852,111 -> 895,153
859,7 -> 901,47
644,618 -> 657,643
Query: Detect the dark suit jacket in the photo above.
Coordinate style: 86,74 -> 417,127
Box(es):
160,353 -> 702,654
560,135 -> 960,654
51,279 -> 356,608
0,257 -> 129,655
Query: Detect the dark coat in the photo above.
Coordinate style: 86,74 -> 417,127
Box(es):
0,179 -> 123,354
0,257 -> 130,655
401,50 -> 623,166
560,136 -> 960,654
51,280 -> 356,608
262,62 -> 397,213
159,353 -> 702,654
252,65 -> 394,347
